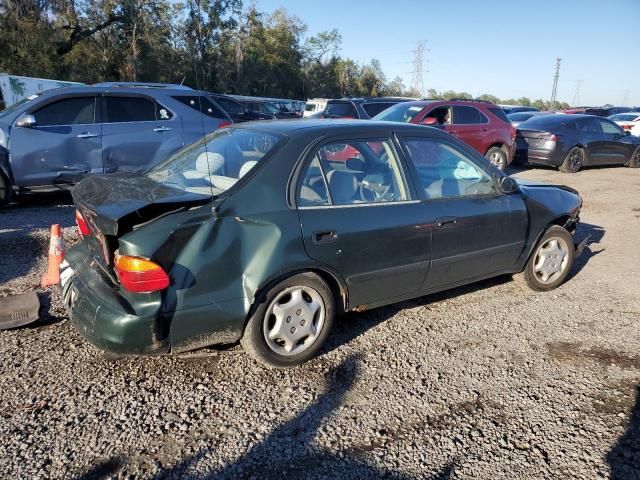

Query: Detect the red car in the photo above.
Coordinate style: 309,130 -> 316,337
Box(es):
374,99 -> 516,170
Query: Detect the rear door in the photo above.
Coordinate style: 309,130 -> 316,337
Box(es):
399,136 -> 528,290
296,135 -> 430,307
10,94 -> 102,187
450,105 -> 491,153
594,118 -> 630,165
101,94 -> 183,173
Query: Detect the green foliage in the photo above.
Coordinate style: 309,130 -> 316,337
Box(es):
0,2 -> 573,105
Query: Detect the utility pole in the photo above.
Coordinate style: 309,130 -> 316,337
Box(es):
411,40 -> 426,98
549,57 -> 561,111
571,80 -> 583,107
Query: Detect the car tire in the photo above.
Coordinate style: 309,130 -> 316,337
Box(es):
0,173 -> 11,204
240,272 -> 335,368
627,146 -> 640,168
485,147 -> 507,170
559,146 -> 584,173
514,225 -> 575,292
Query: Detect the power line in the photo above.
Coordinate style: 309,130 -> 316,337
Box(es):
549,57 -> 561,111
571,80 -> 583,107
622,90 -> 629,107
411,40 -> 427,97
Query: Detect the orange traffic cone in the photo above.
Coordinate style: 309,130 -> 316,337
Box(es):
41,224 -> 66,287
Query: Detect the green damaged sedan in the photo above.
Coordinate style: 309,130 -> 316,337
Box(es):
62,120 -> 587,367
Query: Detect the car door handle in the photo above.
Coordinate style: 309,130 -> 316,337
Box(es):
77,132 -> 97,139
313,231 -> 338,244
154,126 -> 172,132
436,216 -> 457,227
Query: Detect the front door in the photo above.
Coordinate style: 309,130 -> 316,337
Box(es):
296,136 -> 430,307
594,118 -> 630,165
10,95 -> 101,187
449,105 -> 491,153
101,94 -> 183,174
399,137 -> 528,290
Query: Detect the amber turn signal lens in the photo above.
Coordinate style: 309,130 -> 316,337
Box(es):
115,255 -> 170,293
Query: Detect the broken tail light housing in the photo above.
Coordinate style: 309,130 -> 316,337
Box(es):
75,210 -> 91,237
115,255 -> 170,293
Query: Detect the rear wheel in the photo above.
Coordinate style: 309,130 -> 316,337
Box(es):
241,272 -> 335,368
559,146 -> 584,173
515,225 -> 575,292
627,146 -> 640,168
485,147 -> 507,170
0,173 -> 11,204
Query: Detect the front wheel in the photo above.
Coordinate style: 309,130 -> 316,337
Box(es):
241,273 -> 335,368
515,225 -> 575,292
485,147 -> 507,171
559,146 -> 584,173
627,146 -> 640,168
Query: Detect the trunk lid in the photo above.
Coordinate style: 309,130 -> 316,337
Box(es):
72,174 -> 211,268
516,128 -> 555,150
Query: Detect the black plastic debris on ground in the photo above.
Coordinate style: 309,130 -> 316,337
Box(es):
0,291 -> 40,330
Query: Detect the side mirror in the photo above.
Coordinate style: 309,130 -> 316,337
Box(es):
499,176 -> 518,194
16,114 -> 36,128
420,117 -> 438,126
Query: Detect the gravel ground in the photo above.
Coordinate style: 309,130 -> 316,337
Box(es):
0,166 -> 639,479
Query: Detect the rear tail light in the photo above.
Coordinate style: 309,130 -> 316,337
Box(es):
115,255 -> 170,293
622,124 -> 633,130
218,121 -> 233,129
542,133 -> 558,149
75,210 -> 91,237
511,126 -> 516,141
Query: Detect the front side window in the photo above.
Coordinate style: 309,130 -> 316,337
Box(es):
104,96 -> 156,123
453,105 -> 488,124
423,106 -> 452,125
402,139 -> 496,199
374,103 -> 425,123
577,118 -> 602,134
33,97 -> 95,126
147,129 -> 281,196
362,102 -> 394,117
297,138 -> 410,206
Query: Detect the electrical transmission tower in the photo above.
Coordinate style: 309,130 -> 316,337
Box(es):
549,57 -> 562,111
622,90 -> 629,106
571,80 -> 583,107
411,40 -> 427,97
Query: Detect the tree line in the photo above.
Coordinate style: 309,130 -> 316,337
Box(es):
0,0 -> 570,108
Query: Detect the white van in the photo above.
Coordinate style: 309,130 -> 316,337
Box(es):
0,74 -> 84,110
303,98 -> 328,118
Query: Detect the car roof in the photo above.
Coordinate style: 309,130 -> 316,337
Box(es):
328,97 -> 416,103
231,118 -> 450,137
35,85 -> 208,97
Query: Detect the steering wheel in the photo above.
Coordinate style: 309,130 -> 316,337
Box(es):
359,178 -> 394,202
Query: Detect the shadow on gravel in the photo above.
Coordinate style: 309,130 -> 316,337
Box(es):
75,355 -> 456,479
568,221 -> 605,281
607,385 -> 640,480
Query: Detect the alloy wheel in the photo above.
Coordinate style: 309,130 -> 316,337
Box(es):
568,148 -> 584,171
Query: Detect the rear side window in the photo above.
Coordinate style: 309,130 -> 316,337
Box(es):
173,96 -> 227,119
362,102 -> 394,117
577,118 -> 602,133
33,97 -> 95,126
453,106 -> 488,124
488,107 -> 510,123
104,96 -> 156,123
214,97 -> 243,115
323,102 -> 358,118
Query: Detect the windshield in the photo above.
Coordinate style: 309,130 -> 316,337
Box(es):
374,103 -> 425,123
147,128 -> 282,196
0,93 -> 41,118
261,102 -> 280,114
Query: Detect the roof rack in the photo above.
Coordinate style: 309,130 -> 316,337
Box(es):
447,97 -> 495,104
93,82 -> 192,90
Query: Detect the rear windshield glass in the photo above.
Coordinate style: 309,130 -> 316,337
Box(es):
324,102 -> 357,118
517,115 -> 568,129
508,112 -> 536,122
147,128 -> 281,196
609,113 -> 639,121
374,103 -> 424,123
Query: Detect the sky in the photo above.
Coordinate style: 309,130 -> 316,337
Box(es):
256,0 -> 640,106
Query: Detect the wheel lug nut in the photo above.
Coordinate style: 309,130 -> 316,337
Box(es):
296,309 -> 302,316
300,319 -> 306,326
290,327 -> 296,334
286,316 -> 291,323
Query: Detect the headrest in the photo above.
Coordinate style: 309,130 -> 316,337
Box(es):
196,152 -> 225,174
